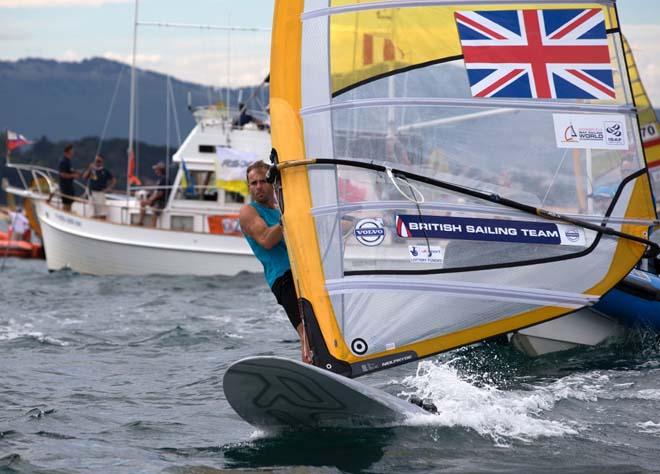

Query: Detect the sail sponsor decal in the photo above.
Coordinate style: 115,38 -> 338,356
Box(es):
396,215 -> 586,246
641,121 -> 660,148
408,245 -> 445,264
352,351 -> 418,377
354,217 -> 385,246
553,113 -> 629,150
455,8 -> 614,100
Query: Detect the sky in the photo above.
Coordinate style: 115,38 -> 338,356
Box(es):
0,0 -> 659,104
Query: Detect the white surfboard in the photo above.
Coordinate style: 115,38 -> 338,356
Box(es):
223,356 -> 426,429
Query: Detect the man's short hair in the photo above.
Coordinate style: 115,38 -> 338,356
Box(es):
246,161 -> 270,181
96,153 -> 105,161
64,144 -> 74,153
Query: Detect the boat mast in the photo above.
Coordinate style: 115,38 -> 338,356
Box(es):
127,0 -> 139,194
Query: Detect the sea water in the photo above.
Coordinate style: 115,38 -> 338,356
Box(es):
1,258 -> 659,473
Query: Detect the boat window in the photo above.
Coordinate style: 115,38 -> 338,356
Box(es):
175,170 -> 218,202
224,191 -> 245,204
199,145 -> 215,153
171,215 -> 194,232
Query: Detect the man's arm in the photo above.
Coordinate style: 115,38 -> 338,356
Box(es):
105,176 -> 117,192
148,190 -> 164,206
239,205 -> 283,250
60,170 -> 80,179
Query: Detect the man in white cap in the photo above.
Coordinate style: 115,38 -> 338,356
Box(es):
138,161 -> 169,227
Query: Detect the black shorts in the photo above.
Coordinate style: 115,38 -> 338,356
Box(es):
60,187 -> 75,206
271,270 -> 302,329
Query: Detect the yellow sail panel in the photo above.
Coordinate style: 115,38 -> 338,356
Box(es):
623,36 -> 660,172
271,0 -> 350,367
330,2 -> 616,95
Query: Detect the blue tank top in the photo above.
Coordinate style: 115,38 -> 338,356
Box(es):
245,202 -> 291,288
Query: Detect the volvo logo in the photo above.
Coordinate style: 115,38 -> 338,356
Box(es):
354,218 -> 385,247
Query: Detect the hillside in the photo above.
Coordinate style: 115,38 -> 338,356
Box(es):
0,57 -> 268,145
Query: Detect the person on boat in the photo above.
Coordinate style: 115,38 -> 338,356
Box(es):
138,161 -> 169,227
82,153 -> 116,218
58,144 -> 80,212
0,208 -> 31,242
239,160 -> 312,364
233,103 -> 263,128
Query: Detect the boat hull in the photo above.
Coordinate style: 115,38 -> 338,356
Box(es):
0,231 -> 44,259
594,269 -> 660,331
37,201 -> 262,276
509,308 -> 625,357
510,268 -> 660,356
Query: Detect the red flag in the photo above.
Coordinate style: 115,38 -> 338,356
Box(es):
6,130 -> 32,152
127,149 -> 142,186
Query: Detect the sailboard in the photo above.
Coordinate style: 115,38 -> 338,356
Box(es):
266,0 -> 659,379
224,356 -> 426,429
623,35 -> 660,211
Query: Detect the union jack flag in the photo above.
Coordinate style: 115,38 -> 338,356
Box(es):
455,9 -> 615,100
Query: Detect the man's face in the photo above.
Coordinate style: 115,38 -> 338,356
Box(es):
247,168 -> 272,204
65,148 -> 74,159
94,156 -> 103,168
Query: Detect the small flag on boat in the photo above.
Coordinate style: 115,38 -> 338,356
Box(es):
6,130 -> 32,152
180,158 -> 195,196
455,9 -> 615,99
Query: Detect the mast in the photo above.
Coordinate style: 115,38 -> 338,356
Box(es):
226,13 -> 232,125
127,0 -> 139,194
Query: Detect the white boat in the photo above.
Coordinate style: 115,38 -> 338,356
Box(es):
5,108 -> 270,276
3,2 -> 276,276
508,308 -> 625,357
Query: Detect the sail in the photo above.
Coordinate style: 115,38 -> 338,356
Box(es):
270,0 -> 658,377
623,35 -> 660,208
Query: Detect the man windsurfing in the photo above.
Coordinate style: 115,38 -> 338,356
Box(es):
239,160 -> 312,363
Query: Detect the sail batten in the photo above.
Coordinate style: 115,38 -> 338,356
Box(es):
326,277 -> 597,307
312,201 -> 658,226
271,0 -> 655,378
302,0 -> 616,20
301,97 -> 635,115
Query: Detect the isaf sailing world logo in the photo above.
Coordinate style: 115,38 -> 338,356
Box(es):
564,124 -> 578,142
604,121 -> 624,146
354,218 -> 385,246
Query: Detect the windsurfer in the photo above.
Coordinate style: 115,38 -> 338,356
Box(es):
239,161 -> 312,364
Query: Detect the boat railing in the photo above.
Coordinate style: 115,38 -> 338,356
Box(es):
6,163 -> 244,231
64,182 -> 242,233
5,162 -> 90,200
